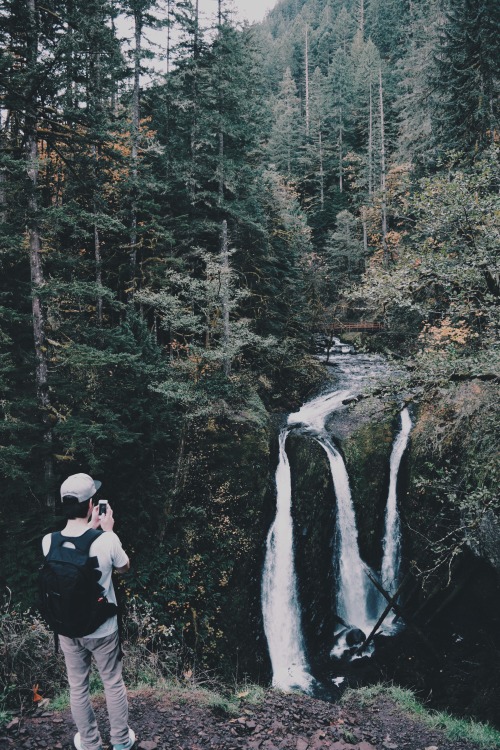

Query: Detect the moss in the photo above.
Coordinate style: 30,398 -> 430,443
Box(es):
340,416 -> 395,569
288,435 -> 336,663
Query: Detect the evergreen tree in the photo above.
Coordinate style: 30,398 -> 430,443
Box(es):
268,67 -> 303,179
433,0 -> 499,154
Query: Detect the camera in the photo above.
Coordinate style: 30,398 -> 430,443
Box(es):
98,499 -> 109,516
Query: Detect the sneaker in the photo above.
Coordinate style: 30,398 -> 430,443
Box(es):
73,733 -> 103,750
113,728 -> 136,750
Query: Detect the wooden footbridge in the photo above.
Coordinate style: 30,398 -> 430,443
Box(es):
329,321 -> 384,333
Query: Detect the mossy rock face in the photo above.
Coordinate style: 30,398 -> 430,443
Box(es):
402,380 -> 500,582
340,418 -> 395,570
287,433 -> 336,661
327,397 -> 401,570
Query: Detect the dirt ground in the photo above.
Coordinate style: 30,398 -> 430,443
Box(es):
0,688 -> 489,750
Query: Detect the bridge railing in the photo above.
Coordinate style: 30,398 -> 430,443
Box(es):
328,322 -> 384,333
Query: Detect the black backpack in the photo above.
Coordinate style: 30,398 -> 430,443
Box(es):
39,529 -> 118,641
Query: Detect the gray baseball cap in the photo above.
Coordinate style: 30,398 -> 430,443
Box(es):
60,473 -> 102,502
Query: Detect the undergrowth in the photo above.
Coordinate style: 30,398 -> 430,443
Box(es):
345,683 -> 500,748
0,594 -> 264,726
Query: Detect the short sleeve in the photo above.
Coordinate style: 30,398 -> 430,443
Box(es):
109,532 -> 129,569
42,534 -> 51,557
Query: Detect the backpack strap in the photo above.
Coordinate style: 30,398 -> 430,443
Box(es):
48,529 -> 103,557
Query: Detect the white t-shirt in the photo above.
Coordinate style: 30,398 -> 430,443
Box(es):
42,529 -> 129,638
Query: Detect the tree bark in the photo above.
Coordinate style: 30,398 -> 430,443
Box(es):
319,129 -> 324,207
361,206 -> 368,255
94,212 -> 103,325
339,107 -> 343,192
166,0 -> 172,74
221,220 -> 230,376
379,67 -> 389,266
218,0 -> 224,205
358,0 -> 365,40
129,9 -> 142,303
27,0 -> 54,507
368,81 -> 373,196
305,24 -> 309,137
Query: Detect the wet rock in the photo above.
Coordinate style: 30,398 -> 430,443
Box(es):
345,628 -> 365,647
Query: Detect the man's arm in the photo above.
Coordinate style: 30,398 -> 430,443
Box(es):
115,560 -> 130,574
98,504 -> 130,572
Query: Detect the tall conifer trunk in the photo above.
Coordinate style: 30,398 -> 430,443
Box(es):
189,0 -> 200,202
26,0 -> 54,507
305,25 -> 310,137
368,82 -> 373,196
339,107 -> 343,192
0,111 -> 5,224
319,129 -> 324,207
94,190 -> 103,325
361,206 -> 368,255
221,219 -> 230,376
218,0 -> 230,376
218,0 -> 224,205
129,9 -> 142,302
89,34 -> 104,325
358,0 -> 365,40
379,67 -> 389,265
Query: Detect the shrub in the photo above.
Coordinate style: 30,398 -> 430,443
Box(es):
0,592 -> 67,716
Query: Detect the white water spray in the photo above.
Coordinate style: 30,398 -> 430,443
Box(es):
317,436 -> 372,634
262,350 -> 412,684
288,390 -> 351,433
380,408 -> 412,607
261,430 -> 313,691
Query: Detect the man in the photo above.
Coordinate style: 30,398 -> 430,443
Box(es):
42,473 -> 135,750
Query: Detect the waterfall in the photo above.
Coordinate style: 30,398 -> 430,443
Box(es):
380,408 -> 412,610
261,430 -> 313,691
317,436 -> 372,634
288,389 -> 352,433
262,349 -> 411,685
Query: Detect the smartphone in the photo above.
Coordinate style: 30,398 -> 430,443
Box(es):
98,499 -> 109,516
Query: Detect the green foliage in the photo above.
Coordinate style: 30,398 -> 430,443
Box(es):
351,147 -> 500,364
433,0 -> 499,154
345,684 -> 500,747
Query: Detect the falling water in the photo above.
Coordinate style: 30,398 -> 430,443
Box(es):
317,436 -> 372,634
380,408 -> 412,608
261,430 -> 313,691
262,347 -> 410,685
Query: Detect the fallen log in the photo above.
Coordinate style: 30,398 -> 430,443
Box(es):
364,570 -> 441,660
355,570 -> 412,656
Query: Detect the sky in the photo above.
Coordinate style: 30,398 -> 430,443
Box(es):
117,0 -> 279,78
214,0 -> 277,24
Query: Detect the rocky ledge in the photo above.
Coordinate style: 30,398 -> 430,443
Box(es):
0,688 -> 491,750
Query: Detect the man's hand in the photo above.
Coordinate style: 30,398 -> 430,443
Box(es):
100,503 -> 115,532
89,504 -> 101,530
